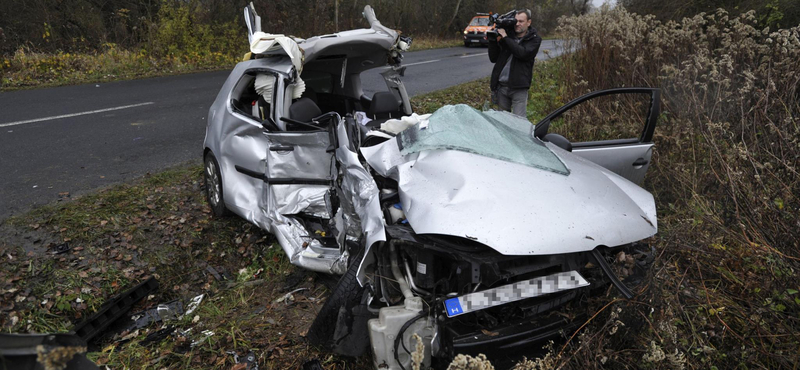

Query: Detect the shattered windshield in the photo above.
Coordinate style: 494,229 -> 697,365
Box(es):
398,105 -> 569,175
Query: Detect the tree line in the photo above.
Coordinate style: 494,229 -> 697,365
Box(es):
0,0 -> 589,56
1,0 -> 796,56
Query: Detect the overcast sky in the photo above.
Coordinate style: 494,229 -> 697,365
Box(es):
592,0 -> 616,8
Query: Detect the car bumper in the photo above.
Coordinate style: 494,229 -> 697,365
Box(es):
463,34 -> 488,45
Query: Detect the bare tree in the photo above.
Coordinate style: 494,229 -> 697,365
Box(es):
442,0 -> 463,37
570,0 -> 591,15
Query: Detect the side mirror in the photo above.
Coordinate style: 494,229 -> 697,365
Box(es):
543,133 -> 572,152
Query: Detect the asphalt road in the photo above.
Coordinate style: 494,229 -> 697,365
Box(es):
0,40 -> 565,221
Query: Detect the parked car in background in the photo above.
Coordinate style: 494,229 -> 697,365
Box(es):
463,14 -> 491,46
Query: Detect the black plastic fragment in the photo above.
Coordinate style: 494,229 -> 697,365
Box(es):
140,326 -> 175,346
54,242 -> 71,254
227,350 -> 259,370
590,249 -> 634,299
72,277 -> 159,342
302,359 -> 325,370
128,299 -> 183,330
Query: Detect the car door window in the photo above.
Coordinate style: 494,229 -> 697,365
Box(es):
229,71 -> 278,130
538,90 -> 658,145
534,88 -> 660,184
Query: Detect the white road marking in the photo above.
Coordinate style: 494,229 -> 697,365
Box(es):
460,53 -> 487,58
403,59 -> 441,67
0,102 -> 155,128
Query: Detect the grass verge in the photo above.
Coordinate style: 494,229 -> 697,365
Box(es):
1,45 -> 243,92
1,37 -> 467,91
0,164 -> 366,369
411,57 -> 566,119
407,36 -> 465,51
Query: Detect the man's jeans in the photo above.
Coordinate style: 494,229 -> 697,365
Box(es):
495,85 -> 528,117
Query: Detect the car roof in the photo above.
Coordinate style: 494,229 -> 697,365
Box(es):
246,5 -> 399,70
297,28 -> 397,64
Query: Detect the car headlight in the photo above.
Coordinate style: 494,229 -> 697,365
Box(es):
463,30 -> 468,35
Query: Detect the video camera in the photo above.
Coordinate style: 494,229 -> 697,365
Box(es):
486,9 -> 517,39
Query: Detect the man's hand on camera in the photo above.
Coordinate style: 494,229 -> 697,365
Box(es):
497,29 -> 507,38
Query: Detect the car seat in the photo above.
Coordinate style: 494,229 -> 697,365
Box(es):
365,91 -> 401,128
289,97 -> 322,123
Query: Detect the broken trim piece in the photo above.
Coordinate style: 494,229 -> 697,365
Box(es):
590,249 -> 634,299
234,165 -> 334,186
72,277 -> 159,342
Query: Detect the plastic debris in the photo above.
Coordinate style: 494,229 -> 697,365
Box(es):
227,351 -> 259,370
140,326 -> 175,346
53,243 -> 71,255
302,359 -> 325,370
206,266 -> 223,280
129,300 -> 183,329
190,330 -> 214,347
273,288 -> 308,305
183,294 -> 204,317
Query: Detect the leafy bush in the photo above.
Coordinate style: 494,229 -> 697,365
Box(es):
1,1 -> 244,90
549,7 -> 800,369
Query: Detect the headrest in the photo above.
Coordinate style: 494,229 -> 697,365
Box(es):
301,88 -> 317,103
289,98 -> 322,123
368,91 -> 400,117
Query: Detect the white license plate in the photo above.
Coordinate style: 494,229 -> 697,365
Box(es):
471,39 -> 480,43
443,271 -> 590,317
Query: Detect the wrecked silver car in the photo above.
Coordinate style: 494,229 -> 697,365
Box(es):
203,4 -> 659,369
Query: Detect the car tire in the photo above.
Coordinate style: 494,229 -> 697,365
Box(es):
203,152 -> 230,217
464,41 -> 471,47
307,248 -> 371,356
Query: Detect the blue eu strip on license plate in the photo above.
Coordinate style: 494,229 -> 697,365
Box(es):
443,271 -> 590,318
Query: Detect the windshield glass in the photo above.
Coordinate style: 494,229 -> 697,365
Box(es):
469,17 -> 490,26
398,105 -> 569,175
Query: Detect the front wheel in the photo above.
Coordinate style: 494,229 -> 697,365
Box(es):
307,248 -> 372,356
203,152 -> 230,217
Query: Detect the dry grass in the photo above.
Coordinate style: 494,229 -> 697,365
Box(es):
401,36 -> 464,51
534,7 -> 800,369
0,44 -> 242,91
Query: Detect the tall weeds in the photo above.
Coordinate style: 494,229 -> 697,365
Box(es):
551,7 -> 800,369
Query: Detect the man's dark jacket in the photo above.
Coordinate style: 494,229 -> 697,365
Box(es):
488,26 -> 542,91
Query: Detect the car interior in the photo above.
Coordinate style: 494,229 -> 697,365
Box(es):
229,50 -> 406,135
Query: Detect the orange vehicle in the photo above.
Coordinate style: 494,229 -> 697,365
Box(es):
462,14 -> 491,47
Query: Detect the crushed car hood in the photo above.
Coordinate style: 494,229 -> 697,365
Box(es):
361,108 -> 657,255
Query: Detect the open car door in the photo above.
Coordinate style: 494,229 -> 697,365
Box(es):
534,88 -> 660,184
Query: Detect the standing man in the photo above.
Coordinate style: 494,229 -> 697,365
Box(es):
488,9 -> 542,117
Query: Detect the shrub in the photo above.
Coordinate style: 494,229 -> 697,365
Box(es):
551,7 -> 800,369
